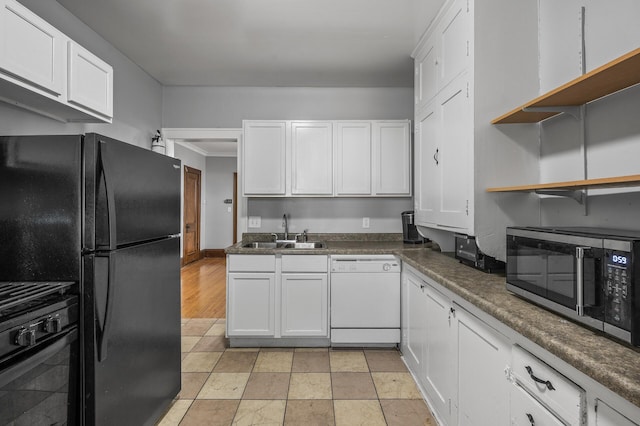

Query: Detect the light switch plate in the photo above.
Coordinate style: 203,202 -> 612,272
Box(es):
248,216 -> 261,228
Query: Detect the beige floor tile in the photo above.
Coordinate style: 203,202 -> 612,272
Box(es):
179,372 -> 210,399
253,351 -> 294,372
214,351 -> 258,373
371,372 -> 423,399
292,351 -> 330,372
225,347 -> 260,352
288,373 -> 332,399
232,400 -> 286,425
329,350 -> 369,372
284,400 -> 334,425
156,399 -> 192,426
181,319 -> 190,325
259,347 -> 295,352
197,373 -> 250,399
333,400 -> 386,426
182,351 -> 223,372
294,347 -> 329,353
242,373 -> 290,399
364,349 -> 408,372
205,323 -> 227,336
191,335 -> 228,352
181,336 -> 201,353
180,400 -> 239,426
331,372 -> 378,400
380,399 -> 437,426
182,319 -> 218,336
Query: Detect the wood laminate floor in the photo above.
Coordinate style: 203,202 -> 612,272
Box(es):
181,257 -> 226,318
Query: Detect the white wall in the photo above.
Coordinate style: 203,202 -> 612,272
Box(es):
0,0 -> 162,148
205,157 -> 237,248
538,0 -> 640,228
163,86 -> 415,234
174,144 -> 207,254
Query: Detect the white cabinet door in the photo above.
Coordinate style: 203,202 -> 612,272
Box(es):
227,273 -> 276,336
291,121 -> 333,195
243,121 -> 287,195
281,273 -> 328,337
67,41 -> 113,118
415,104 -> 440,226
595,400 -> 638,426
438,0 -> 471,87
335,121 -> 371,195
423,283 -> 454,424
373,121 -> 411,196
0,0 -> 65,96
454,305 -> 510,426
403,271 -> 428,378
415,39 -> 438,113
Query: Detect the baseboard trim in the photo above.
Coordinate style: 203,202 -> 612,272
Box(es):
204,249 -> 226,258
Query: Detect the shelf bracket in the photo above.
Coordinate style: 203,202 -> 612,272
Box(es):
522,106 -> 583,120
534,189 -> 586,204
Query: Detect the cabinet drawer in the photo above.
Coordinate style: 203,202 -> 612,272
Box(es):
511,383 -> 564,426
512,346 -> 585,425
228,255 -> 275,272
282,255 -> 327,272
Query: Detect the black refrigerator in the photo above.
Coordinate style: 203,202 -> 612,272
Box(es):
0,133 -> 181,425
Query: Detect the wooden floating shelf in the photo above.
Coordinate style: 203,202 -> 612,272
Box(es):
486,175 -> 640,193
492,48 -> 640,124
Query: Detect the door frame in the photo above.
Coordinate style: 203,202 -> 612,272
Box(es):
162,128 -> 245,244
182,165 -> 201,265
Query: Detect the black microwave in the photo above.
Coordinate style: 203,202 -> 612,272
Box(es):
506,226 -> 640,346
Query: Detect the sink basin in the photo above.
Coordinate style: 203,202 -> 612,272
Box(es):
242,242 -> 279,249
242,241 -> 326,249
282,242 -> 326,249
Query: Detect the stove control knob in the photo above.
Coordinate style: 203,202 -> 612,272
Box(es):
44,315 -> 61,333
15,328 -> 36,347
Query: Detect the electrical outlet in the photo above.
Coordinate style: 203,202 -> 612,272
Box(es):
248,216 -> 261,228
362,217 -> 370,228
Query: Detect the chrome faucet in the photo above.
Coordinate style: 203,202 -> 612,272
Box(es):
282,214 -> 289,240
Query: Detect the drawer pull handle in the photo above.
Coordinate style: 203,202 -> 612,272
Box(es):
526,413 -> 535,425
525,365 -> 556,391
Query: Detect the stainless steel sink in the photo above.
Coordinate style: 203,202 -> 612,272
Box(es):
242,241 -> 326,249
242,242 -> 280,249
282,242 -> 326,249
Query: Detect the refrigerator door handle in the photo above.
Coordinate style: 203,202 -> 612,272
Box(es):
95,252 -> 116,362
98,141 -> 117,250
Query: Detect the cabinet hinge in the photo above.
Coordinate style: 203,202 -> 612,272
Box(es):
467,40 -> 469,57
466,199 -> 469,215
466,0 -> 470,12
466,82 -> 469,98
505,366 -> 515,383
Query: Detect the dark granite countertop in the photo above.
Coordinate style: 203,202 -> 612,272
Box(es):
225,234 -> 640,407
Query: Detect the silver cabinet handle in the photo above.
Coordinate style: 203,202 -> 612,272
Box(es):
576,247 -> 586,316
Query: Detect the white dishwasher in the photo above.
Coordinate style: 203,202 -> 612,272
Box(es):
330,255 -> 401,345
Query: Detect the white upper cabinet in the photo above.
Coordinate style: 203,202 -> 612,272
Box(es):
0,0 -> 65,96
291,121 -> 333,196
335,121 -> 372,195
373,121 -> 411,196
67,41 -> 113,118
242,121 -> 287,195
242,120 -> 411,198
0,0 -> 113,122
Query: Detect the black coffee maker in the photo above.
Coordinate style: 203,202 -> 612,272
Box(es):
401,211 -> 428,244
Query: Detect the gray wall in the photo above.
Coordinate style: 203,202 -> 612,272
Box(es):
538,0 -> 640,229
163,86 -> 415,234
205,157 -> 237,249
1,1 -> 162,148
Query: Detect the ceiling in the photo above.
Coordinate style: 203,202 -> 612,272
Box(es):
55,0 -> 444,156
55,0 -> 443,88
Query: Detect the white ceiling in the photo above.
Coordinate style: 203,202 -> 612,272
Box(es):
55,0 -> 444,88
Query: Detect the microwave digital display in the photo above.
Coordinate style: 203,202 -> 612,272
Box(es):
611,254 -> 628,265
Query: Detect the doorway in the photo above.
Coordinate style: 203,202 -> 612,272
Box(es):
183,165 -> 201,265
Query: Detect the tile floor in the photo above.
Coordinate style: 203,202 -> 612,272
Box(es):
157,318 -> 437,425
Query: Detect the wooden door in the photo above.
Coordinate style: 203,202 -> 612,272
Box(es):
183,166 -> 201,265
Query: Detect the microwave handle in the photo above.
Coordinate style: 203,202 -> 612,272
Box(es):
575,247 -> 588,316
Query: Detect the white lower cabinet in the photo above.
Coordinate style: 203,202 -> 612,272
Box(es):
227,254 -> 328,340
511,383 -> 565,426
454,304 -> 511,425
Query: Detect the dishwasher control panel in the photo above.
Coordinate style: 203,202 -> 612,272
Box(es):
330,255 -> 400,273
